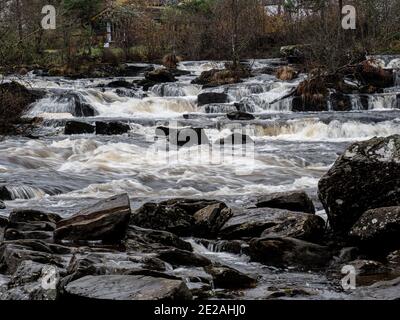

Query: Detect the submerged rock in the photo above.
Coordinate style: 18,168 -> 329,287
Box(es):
63,275 -> 192,300
95,121 -> 130,135
156,126 -> 210,147
0,201 -> 5,209
226,111 -> 255,121
197,92 -> 229,106
249,236 -> 332,269
256,191 -> 315,214
349,207 -> 400,252
64,121 -> 95,135
54,194 -> 131,242
215,133 -> 254,145
318,135 -> 400,233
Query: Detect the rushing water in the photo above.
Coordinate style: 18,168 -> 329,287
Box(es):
1,57 -> 400,299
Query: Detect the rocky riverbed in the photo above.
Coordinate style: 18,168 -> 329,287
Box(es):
1,57 -> 400,300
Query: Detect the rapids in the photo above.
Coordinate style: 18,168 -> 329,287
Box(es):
1,57 -> 400,300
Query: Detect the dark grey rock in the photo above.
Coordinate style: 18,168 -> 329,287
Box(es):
318,135 -> 400,233
95,121 -> 130,135
65,121 -> 95,135
55,194 -> 131,242
63,275 -> 192,300
256,191 -> 315,214
204,265 -> 257,289
249,236 -> 333,269
349,206 -> 400,252
198,92 -> 229,106
157,249 -> 211,267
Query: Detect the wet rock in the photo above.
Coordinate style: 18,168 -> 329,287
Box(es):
64,252 -> 167,283
63,275 -> 192,300
0,81 -> 44,107
330,92 -> 353,111
0,240 -> 71,274
350,276 -> 400,300
276,66 -> 298,81
125,226 -> 193,252
65,121 -> 95,135
226,111 -> 255,121
0,186 -> 12,201
204,265 -> 257,289
220,207 -> 323,241
130,199 -> 225,237
157,249 -> 211,267
1,260 -> 60,300
9,209 -> 61,224
318,135 -> 400,233
4,229 -> 53,241
387,250 -> 400,270
145,68 -> 177,83
105,80 -> 135,89
265,287 -> 317,299
54,92 -> 98,117
95,121 -> 130,135
256,191 -> 316,214
0,201 -> 5,209
347,259 -> 389,277
249,236 -> 333,269
215,133 -> 254,145
156,126 -> 210,147
280,45 -> 307,64
193,203 -> 233,237
349,207 -> 400,252
192,67 -> 250,87
260,213 -> 325,243
0,216 -> 8,241
197,92 -> 229,106
196,239 -> 249,255
55,194 -> 131,242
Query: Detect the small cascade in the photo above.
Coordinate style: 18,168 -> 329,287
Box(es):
200,103 -> 237,114
150,83 -> 201,97
27,91 -> 97,117
2,185 -> 47,200
368,94 -> 398,110
348,95 -> 365,111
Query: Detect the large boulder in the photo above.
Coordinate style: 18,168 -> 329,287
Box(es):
130,199 -> 228,238
349,207 -> 400,252
219,208 -> 324,242
249,236 -> 332,269
197,92 -> 229,106
256,191 -> 315,214
54,194 -> 131,242
63,275 -> 192,300
145,68 -> 176,83
157,249 -> 211,267
318,135 -> 400,233
52,92 -> 98,117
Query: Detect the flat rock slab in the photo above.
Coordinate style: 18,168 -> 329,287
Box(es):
64,275 -> 192,300
256,191 -> 315,214
55,194 -> 131,242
